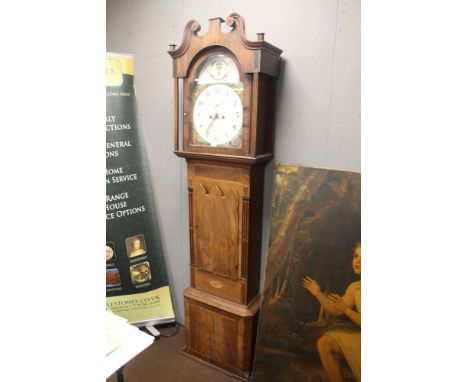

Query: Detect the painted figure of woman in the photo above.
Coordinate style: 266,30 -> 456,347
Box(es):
303,243 -> 361,382
129,237 -> 146,258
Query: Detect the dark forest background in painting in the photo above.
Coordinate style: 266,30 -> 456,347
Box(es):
253,165 -> 361,382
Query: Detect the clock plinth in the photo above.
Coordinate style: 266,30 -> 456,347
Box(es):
183,288 -> 260,380
169,13 -> 282,378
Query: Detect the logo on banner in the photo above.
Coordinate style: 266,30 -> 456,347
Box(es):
106,58 -> 123,87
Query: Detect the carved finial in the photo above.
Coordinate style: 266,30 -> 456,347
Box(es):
168,19 -> 201,57
190,21 -> 201,33
209,17 -> 225,24
257,33 -> 265,41
225,13 -> 245,32
208,17 -> 224,34
225,16 -> 235,28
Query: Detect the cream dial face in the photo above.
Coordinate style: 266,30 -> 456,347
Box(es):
193,84 -> 243,147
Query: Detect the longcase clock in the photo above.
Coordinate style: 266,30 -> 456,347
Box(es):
168,13 -> 282,380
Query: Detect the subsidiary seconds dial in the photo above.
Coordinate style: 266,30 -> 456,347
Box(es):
193,84 -> 243,147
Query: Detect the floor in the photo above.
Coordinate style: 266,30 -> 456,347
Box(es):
106,325 -> 239,382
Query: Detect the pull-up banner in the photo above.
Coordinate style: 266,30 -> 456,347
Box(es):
106,53 -> 175,326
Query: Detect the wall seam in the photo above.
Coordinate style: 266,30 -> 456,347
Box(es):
178,0 -> 186,324
324,0 -> 341,163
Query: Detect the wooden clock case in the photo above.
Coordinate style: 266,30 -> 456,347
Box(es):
169,13 -> 282,379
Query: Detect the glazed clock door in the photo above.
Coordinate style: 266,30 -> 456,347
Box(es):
183,49 -> 251,156
192,54 -> 243,149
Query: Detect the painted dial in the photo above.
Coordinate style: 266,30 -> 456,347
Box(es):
193,84 -> 243,147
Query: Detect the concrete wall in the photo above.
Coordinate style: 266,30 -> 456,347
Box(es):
107,0 -> 360,323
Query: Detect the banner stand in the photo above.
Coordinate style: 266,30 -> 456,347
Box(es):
106,52 -> 175,327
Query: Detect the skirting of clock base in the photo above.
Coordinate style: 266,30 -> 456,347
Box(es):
182,349 -> 249,381
183,287 -> 260,379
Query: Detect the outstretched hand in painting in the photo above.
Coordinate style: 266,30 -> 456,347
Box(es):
302,276 -> 360,327
302,244 -> 361,382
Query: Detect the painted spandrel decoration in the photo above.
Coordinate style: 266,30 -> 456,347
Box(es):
253,165 -> 361,382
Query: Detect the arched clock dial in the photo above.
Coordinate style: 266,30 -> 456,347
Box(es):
193,84 -> 243,147
191,53 -> 244,148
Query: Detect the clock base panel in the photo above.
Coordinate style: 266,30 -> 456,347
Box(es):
183,287 -> 260,379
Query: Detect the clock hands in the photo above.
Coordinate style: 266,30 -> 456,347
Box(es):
207,113 -> 219,130
207,112 -> 221,137
207,111 -> 227,146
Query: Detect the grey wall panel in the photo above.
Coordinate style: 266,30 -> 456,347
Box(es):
107,0 -> 360,323
326,0 -> 361,171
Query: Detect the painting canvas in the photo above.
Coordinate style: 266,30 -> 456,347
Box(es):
253,165 -> 361,382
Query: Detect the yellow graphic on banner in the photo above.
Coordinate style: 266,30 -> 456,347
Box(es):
106,286 -> 175,324
106,54 -> 134,87
106,58 -> 123,86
